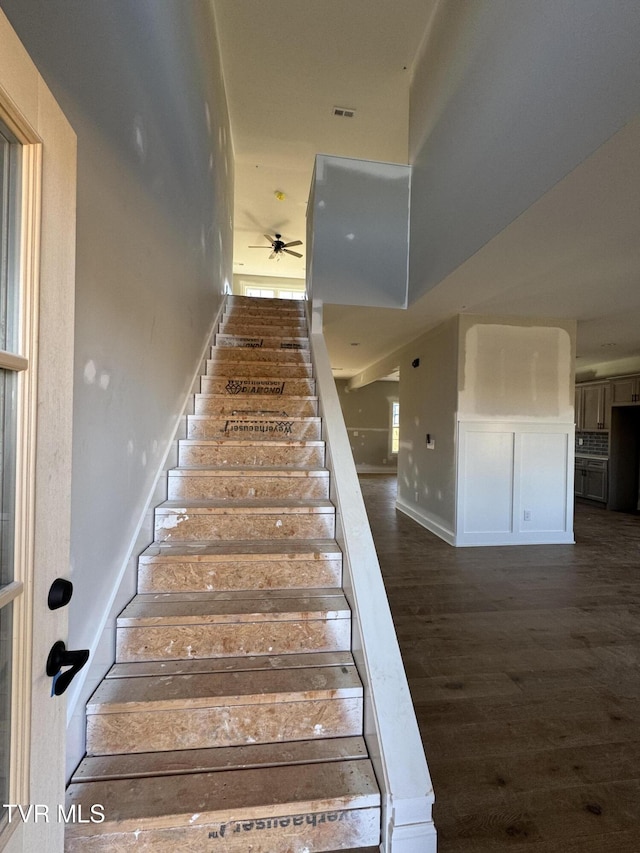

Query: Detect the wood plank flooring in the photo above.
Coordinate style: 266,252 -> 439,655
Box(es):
360,475 -> 640,852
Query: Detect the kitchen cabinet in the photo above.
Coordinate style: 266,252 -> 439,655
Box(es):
575,382 -> 610,430
610,375 -> 640,404
574,457 -> 608,503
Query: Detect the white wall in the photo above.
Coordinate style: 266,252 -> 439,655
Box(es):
396,317 -> 459,541
458,317 -> 575,421
408,0 -> 640,302
0,0 -> 234,773
308,154 -> 410,308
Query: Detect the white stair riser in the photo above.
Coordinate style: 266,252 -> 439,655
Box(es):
194,395 -> 318,417
65,807 -> 380,853
201,377 -> 315,396
186,417 -> 321,441
154,511 -> 335,542
168,473 -> 329,501
116,617 -> 350,662
86,696 -> 361,754
178,443 -> 325,467
137,558 -> 342,593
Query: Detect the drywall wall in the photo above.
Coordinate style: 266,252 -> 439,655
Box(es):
396,317 -> 459,539
336,378 -> 398,471
0,0 -> 234,771
458,316 -> 575,421
408,0 -> 640,302
308,154 -> 409,308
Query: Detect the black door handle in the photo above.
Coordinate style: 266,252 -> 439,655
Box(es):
46,641 -> 89,696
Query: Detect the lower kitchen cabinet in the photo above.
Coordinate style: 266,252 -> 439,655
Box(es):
575,457 -> 608,503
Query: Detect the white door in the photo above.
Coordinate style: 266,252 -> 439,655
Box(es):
0,10 -> 77,852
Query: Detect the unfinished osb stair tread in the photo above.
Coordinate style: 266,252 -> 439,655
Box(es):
179,438 -> 324,448
117,589 -> 350,624
187,415 -> 321,425
66,759 -> 380,825
178,441 -> 325,468
219,325 -> 309,338
136,541 -> 343,592
86,694 -> 361,753
108,650 -> 355,679
210,346 -> 311,363
140,538 -> 341,560
200,377 -> 316,396
220,319 -> 307,332
206,361 -> 314,379
224,307 -> 306,318
223,310 -> 307,323
153,508 -> 335,543
65,760 -> 380,850
156,498 -> 335,513
186,415 -> 322,442
167,467 -> 330,501
169,466 -> 329,478
72,736 -> 369,782
88,663 -> 362,713
194,394 -> 318,417
215,333 -> 309,349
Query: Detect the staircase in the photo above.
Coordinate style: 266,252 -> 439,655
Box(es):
65,295 -> 381,852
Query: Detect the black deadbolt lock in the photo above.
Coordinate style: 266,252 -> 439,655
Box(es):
48,578 -> 73,610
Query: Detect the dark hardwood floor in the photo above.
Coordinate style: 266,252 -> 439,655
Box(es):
359,475 -> 640,852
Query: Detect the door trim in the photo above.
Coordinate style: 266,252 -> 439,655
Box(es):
0,9 -> 77,852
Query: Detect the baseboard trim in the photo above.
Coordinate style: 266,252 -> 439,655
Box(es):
395,497 -> 456,546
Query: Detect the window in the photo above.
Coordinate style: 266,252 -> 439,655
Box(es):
390,401 -> 400,454
0,120 -> 21,825
240,282 -> 305,300
245,287 -> 275,298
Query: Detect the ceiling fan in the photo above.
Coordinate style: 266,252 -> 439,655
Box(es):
249,233 -> 303,260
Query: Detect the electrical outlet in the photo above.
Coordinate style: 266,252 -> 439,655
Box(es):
578,438 -> 584,446
523,509 -> 532,521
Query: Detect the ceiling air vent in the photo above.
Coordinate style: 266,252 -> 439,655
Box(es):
333,106 -> 356,118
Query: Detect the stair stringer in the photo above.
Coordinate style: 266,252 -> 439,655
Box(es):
307,301 -> 437,853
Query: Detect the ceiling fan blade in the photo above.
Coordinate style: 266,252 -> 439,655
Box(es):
283,240 -> 303,248
248,245 -> 272,248
264,234 -> 275,244
283,249 -> 303,259
269,251 -> 277,260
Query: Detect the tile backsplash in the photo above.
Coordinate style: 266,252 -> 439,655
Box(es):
575,431 -> 609,456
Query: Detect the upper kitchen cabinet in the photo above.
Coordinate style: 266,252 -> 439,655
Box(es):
576,381 -> 610,431
610,375 -> 640,404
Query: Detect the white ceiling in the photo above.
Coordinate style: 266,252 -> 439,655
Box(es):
213,1 -> 640,381
213,0 -> 437,280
